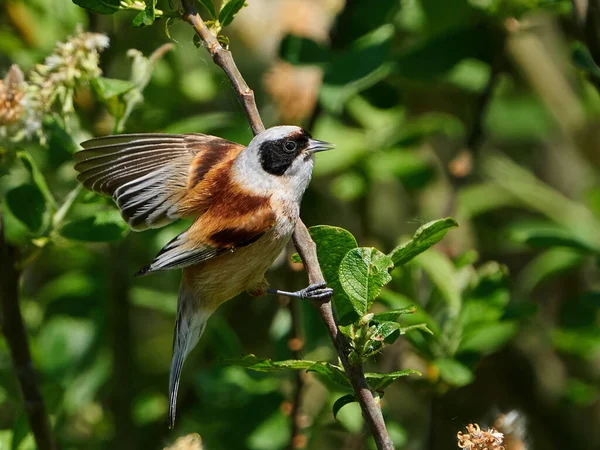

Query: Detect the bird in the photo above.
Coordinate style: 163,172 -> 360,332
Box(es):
74,125 -> 334,428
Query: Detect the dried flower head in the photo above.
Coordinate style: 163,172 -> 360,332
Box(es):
1,27 -> 109,143
263,62 -> 322,122
0,65 -> 25,126
457,423 -> 505,450
164,433 -> 204,450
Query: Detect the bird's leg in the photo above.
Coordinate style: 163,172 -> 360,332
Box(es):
267,282 -> 333,300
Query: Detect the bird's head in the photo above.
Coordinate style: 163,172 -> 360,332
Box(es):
235,125 -> 334,197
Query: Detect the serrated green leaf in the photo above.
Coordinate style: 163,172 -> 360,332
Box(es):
333,394 -> 356,420
198,0 -> 216,18
59,210 -> 129,242
389,217 -> 458,266
434,358 -> 473,387
339,247 -> 394,316
218,0 -> 246,26
133,9 -> 154,27
371,321 -> 401,344
365,370 -> 421,391
73,0 -> 121,14
372,306 -> 416,322
308,225 -> 358,324
225,355 -> 350,388
5,184 -> 48,233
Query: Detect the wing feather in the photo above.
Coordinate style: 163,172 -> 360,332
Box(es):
74,133 -> 244,230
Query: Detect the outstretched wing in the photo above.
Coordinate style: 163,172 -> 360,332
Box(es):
136,199 -> 277,275
74,133 -> 244,230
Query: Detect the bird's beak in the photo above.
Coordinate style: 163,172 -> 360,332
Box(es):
307,138 -> 335,154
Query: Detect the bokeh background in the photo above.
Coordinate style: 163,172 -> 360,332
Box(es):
1,0 -> 600,449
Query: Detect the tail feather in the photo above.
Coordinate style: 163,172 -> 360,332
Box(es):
168,283 -> 211,429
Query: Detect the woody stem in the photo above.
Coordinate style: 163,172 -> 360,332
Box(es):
179,1 -> 394,449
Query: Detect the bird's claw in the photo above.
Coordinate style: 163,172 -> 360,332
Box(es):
298,282 -> 333,300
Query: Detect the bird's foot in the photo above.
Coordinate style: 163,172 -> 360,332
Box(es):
268,282 -> 333,300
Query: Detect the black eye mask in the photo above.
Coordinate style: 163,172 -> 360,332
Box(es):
259,133 -> 309,176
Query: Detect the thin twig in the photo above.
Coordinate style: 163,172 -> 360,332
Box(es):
181,0 -> 264,135
0,212 -> 57,450
178,2 -> 394,449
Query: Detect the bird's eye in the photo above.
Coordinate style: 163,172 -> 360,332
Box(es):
284,140 -> 297,152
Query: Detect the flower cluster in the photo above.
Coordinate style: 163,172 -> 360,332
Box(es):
457,423 -> 505,450
0,27 -> 109,143
0,65 -> 25,126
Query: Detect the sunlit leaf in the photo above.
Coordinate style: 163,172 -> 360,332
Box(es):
339,248 -> 394,317
434,358 -> 473,387
333,394 -> 356,420
413,249 -> 462,317
365,369 -> 421,391
308,225 -> 358,324
371,306 -> 417,322
508,221 -> 600,253
59,210 -> 129,242
458,322 -> 518,354
389,218 -> 458,266
219,0 -> 246,26
225,355 -> 350,388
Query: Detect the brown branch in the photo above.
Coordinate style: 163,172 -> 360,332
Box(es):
178,2 -> 394,449
0,211 -> 57,450
181,0 -> 264,135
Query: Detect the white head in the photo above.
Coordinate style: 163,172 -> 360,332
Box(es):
233,125 -> 334,201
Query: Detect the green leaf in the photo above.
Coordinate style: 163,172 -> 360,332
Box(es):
388,217 -> 458,266
59,210 -> 129,242
308,225 -> 358,324
483,152 -> 600,250
219,0 -> 246,26
198,0 -> 216,18
321,25 -> 394,112
508,221 -> 600,253
17,152 -> 56,209
370,321 -> 401,345
5,184 -> 47,233
339,247 -> 394,317
365,370 -> 421,391
458,321 -> 518,354
371,306 -> 416,322
413,249 -> 462,317
91,77 -> 135,99
395,24 -> 494,79
517,248 -> 585,295
434,358 -> 474,387
72,0 -> 121,14
279,35 -> 330,65
225,355 -> 350,388
135,0 -> 156,27
36,316 -> 95,376
333,394 -> 356,420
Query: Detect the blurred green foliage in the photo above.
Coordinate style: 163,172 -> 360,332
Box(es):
1,0 -> 600,449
